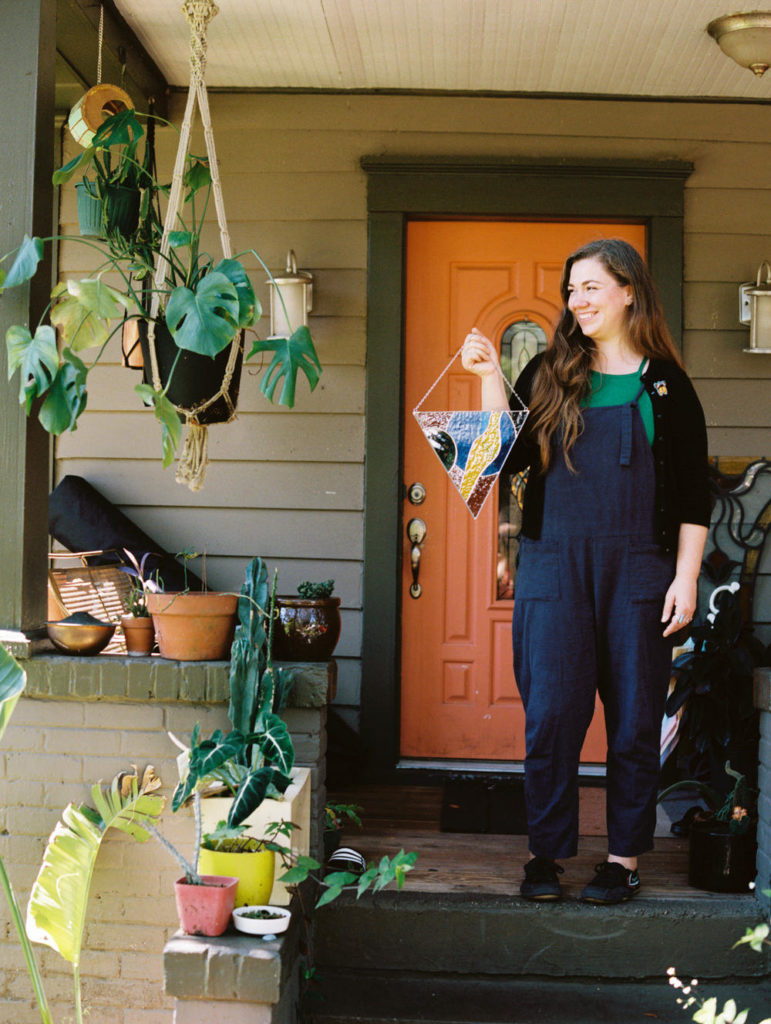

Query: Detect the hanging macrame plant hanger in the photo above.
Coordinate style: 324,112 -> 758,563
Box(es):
147,0 -> 240,491
413,347 -> 529,518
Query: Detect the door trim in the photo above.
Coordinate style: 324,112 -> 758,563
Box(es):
360,157 -> 693,779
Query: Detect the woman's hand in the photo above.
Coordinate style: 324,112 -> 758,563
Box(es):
461,327 -> 500,378
661,573 -> 698,638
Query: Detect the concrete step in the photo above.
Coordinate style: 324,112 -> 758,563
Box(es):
314,890 -> 770,982
311,973 -> 771,1024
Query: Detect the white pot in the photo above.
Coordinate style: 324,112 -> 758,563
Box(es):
232,904 -> 291,936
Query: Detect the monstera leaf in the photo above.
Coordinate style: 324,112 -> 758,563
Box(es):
214,258 -> 259,329
0,235 -> 43,290
248,325 -> 322,407
50,278 -> 136,353
165,272 -> 240,356
5,324 -> 59,414
27,768 -> 164,969
38,349 -> 88,434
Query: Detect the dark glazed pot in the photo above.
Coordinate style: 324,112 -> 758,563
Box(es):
688,818 -> 756,893
272,597 -> 341,661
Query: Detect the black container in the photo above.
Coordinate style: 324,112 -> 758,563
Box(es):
688,819 -> 756,893
138,319 -> 243,423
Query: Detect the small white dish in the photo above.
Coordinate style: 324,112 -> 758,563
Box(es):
232,905 -> 291,936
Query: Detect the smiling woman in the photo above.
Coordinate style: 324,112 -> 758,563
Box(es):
463,237 -> 711,905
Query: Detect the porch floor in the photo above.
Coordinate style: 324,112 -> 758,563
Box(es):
327,783 -> 742,901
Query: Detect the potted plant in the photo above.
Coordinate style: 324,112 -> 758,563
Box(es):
119,550 -> 158,656
659,763 -> 757,893
145,549 -> 239,661
197,820 -> 292,908
1,108 -> 322,475
273,578 -> 342,661
323,801 -> 363,860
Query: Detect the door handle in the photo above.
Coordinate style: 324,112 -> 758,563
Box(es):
407,518 -> 427,598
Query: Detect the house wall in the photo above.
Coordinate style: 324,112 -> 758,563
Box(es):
53,93 -> 771,729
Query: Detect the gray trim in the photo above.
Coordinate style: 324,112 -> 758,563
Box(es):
360,158 -> 691,778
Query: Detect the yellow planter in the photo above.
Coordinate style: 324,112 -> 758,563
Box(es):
197,847 -> 275,908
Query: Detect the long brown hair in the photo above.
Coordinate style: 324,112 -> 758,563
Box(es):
528,237 -> 682,471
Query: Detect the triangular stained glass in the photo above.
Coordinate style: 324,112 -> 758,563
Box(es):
414,407 -> 528,518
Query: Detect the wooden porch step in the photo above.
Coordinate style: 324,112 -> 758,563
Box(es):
311,973 -> 771,1024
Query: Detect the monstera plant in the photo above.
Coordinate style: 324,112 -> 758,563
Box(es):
0,108 -> 322,468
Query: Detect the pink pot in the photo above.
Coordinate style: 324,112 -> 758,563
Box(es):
174,875 -> 238,937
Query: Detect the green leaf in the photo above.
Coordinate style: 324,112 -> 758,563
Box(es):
251,714 -> 294,774
2,236 -> 43,290
134,384 -> 183,467
279,865 -> 311,885
169,231 -> 193,249
228,766 -> 290,827
6,324 -> 59,413
693,998 -> 718,1024
38,349 -> 88,434
316,884 -> 343,908
65,278 -> 135,320
165,273 -> 239,356
0,645 -> 25,745
247,325 -> 322,407
184,158 -> 211,197
91,108 -> 144,150
52,148 -> 95,185
214,259 -> 259,328
26,770 -> 164,966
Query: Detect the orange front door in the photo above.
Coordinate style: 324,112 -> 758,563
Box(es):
400,219 -> 647,762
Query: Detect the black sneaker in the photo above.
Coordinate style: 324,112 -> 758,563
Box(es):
520,856 -> 564,901
581,861 -> 641,904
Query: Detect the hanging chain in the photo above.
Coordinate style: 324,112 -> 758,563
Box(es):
96,3 -> 104,84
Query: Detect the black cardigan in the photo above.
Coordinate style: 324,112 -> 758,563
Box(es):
505,353 -> 712,553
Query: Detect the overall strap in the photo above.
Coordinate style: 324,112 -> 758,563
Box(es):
620,370 -> 648,466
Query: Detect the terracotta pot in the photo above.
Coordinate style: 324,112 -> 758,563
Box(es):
198,847 -> 275,907
272,597 -> 341,661
146,592 -> 238,661
174,875 -> 238,937
120,613 -> 155,656
688,818 -> 756,893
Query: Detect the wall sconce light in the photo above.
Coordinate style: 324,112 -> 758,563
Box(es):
268,250 -> 313,336
740,260 -> 771,353
707,12 -> 771,77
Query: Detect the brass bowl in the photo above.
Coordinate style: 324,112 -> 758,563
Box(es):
47,613 -> 115,656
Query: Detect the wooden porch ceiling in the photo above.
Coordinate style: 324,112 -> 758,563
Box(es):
109,0 -> 771,101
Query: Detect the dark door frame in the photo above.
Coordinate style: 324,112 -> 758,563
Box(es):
359,156 -> 693,780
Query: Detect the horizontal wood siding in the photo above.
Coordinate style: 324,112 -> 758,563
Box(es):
55,92 -> 771,723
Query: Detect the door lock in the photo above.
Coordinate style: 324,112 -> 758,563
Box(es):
407,481 -> 427,505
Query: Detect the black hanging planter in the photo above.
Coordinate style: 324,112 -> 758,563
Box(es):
102,183 -> 141,238
137,319 -> 243,423
688,818 -> 756,893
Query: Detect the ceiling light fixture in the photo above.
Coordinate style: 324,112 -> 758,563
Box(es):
707,12 -> 771,77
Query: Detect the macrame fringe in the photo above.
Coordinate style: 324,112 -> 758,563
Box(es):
175,421 -> 209,491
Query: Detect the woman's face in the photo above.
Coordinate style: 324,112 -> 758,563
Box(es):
566,256 -> 633,344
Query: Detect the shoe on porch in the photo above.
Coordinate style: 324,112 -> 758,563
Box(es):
581,860 -> 641,904
519,856 -> 564,901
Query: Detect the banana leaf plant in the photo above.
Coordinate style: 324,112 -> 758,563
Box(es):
0,644 -> 54,1024
172,557 -> 294,827
0,108 -> 322,468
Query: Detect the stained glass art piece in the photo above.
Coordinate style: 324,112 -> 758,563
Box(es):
414,406 -> 528,518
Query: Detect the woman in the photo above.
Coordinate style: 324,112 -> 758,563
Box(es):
462,238 -> 710,904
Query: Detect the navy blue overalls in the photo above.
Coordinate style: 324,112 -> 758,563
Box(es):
512,381 -> 675,860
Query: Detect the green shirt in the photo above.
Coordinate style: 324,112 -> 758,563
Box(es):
582,359 -> 654,445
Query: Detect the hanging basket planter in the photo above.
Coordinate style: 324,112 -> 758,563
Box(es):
138,320 -> 244,424
102,183 -> 141,238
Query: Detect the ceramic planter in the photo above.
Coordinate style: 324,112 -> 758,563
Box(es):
688,819 -> 757,893
200,766 -> 311,906
75,180 -> 104,238
272,597 -> 341,661
174,874 -> 238,937
232,905 -> 291,936
197,847 -> 275,908
120,613 -> 155,656
137,319 -> 244,421
146,592 -> 238,661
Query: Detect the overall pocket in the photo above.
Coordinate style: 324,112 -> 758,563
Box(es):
514,540 -> 560,601
628,543 -> 674,604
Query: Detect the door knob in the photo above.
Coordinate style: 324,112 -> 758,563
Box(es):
407,481 -> 426,505
407,518 -> 427,598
